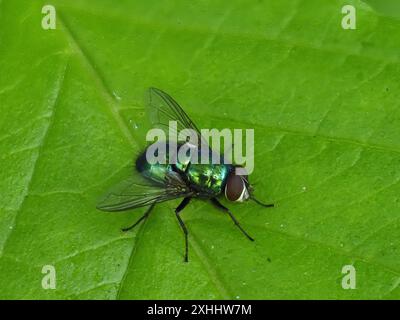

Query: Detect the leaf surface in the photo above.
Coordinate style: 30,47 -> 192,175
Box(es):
0,0 -> 399,299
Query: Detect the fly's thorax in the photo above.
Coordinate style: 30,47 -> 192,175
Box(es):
186,163 -> 231,196
174,143 -> 232,196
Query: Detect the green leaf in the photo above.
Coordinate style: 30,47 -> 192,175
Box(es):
1,0 -> 399,299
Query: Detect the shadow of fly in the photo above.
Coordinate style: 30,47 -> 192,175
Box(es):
97,87 -> 273,262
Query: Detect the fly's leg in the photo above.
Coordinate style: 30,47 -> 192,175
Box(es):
250,196 -> 274,208
175,197 -> 191,262
211,198 -> 254,241
122,203 -> 155,232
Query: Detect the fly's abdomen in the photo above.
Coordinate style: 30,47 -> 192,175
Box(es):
136,150 -> 173,185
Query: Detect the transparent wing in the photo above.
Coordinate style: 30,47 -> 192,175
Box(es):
146,87 -> 207,147
96,171 -> 192,212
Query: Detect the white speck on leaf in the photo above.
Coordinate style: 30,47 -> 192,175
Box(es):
129,119 -> 138,129
113,91 -> 121,100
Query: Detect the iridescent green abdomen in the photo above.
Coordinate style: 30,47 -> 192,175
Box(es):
136,148 -> 174,185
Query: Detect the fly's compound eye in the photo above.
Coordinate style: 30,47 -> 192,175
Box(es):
225,174 -> 249,202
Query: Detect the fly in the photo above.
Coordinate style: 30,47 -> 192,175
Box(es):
97,87 -> 274,262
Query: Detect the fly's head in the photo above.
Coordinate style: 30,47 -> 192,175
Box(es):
224,166 -> 252,203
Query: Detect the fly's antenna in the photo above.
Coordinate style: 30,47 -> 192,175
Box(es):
250,196 -> 274,208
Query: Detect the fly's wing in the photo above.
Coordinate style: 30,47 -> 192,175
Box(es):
96,171 -> 192,212
146,87 -> 208,147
